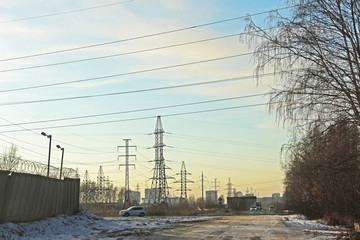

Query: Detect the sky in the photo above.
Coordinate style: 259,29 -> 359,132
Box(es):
0,0 -> 291,199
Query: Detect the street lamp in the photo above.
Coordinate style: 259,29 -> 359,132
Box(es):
56,145 -> 64,180
41,132 -> 52,177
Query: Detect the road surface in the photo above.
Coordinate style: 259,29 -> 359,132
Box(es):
141,215 -> 322,240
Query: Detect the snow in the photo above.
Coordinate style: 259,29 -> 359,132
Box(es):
0,212 -> 350,239
282,215 -> 349,239
0,211 -> 216,240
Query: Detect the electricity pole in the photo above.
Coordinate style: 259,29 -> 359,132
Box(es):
202,172 -> 204,202
175,161 -> 193,200
197,171 -> 208,202
118,139 -> 136,207
226,178 -> 233,197
212,178 -> 219,191
83,170 -> 91,203
97,166 -> 106,203
149,116 -> 171,205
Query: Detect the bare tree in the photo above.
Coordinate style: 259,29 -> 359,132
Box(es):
243,0 -> 360,126
282,119 -> 360,222
0,144 -> 21,171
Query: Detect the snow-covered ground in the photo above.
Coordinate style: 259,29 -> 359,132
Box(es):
0,211 -> 217,240
0,212 -> 350,240
282,215 -> 349,239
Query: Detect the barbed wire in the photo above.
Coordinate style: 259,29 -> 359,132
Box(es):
0,157 -> 78,179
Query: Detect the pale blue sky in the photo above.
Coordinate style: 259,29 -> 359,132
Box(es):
0,0 -> 290,198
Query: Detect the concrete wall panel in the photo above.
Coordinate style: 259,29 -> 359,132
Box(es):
0,172 -> 79,223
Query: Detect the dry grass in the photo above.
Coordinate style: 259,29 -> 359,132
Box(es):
147,206 -> 198,216
87,209 -> 120,217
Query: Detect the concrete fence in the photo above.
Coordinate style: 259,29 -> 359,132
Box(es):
0,170 -> 79,223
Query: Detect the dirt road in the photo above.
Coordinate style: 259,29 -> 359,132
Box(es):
141,215 -> 318,240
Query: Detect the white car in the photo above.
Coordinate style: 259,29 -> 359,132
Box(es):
120,206 -> 146,217
250,205 -> 257,211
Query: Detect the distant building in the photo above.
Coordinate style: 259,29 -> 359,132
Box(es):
206,190 -> 218,204
257,197 -> 273,208
142,188 -> 151,204
168,197 -> 181,205
142,188 -> 171,204
130,191 -> 140,204
272,193 -> 281,199
227,196 -> 256,211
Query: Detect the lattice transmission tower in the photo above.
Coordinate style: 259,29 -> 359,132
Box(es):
175,161 -> 194,200
97,166 -> 106,203
149,116 -> 171,205
226,177 -> 233,197
83,170 -> 91,203
118,139 -> 136,207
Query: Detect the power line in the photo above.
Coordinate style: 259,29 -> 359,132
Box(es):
0,137 -> 52,159
168,147 -> 279,164
0,133 -> 46,149
233,180 -> 282,187
167,133 -> 279,149
0,33 -> 243,73
0,113 -> 118,154
187,162 -> 279,174
0,103 -> 269,133
0,93 -> 268,125
0,0 -> 136,24
0,5 -> 295,62
0,74 -> 270,105
0,53 -> 262,93
0,115 -> 114,156
0,27 -> 280,73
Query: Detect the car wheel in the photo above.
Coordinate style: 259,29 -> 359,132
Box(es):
139,212 -> 145,217
124,213 -> 129,217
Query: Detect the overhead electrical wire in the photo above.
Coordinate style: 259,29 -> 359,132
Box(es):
0,133 -> 46,149
0,94 -> 269,124
168,147 -> 279,163
233,180 -> 282,187
0,113 -> 116,153
0,33 -> 247,73
185,162 -> 279,174
0,102 -> 269,134
0,137 -> 50,159
0,5 -> 295,62
0,54 -> 267,94
0,5 -> 293,182
0,0 -> 136,24
167,133 -> 279,149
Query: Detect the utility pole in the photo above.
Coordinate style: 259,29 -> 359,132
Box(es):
197,171 -> 208,202
175,161 -> 193,200
212,178 -> 219,191
201,172 -> 204,202
118,139 -> 136,207
149,116 -> 171,205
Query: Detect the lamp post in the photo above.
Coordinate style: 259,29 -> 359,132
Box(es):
56,145 -> 64,180
41,132 -> 52,177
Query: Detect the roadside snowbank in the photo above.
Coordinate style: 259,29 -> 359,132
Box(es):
282,215 -> 348,239
0,211 -> 216,240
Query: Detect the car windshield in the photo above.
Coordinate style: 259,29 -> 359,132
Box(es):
127,207 -> 142,210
